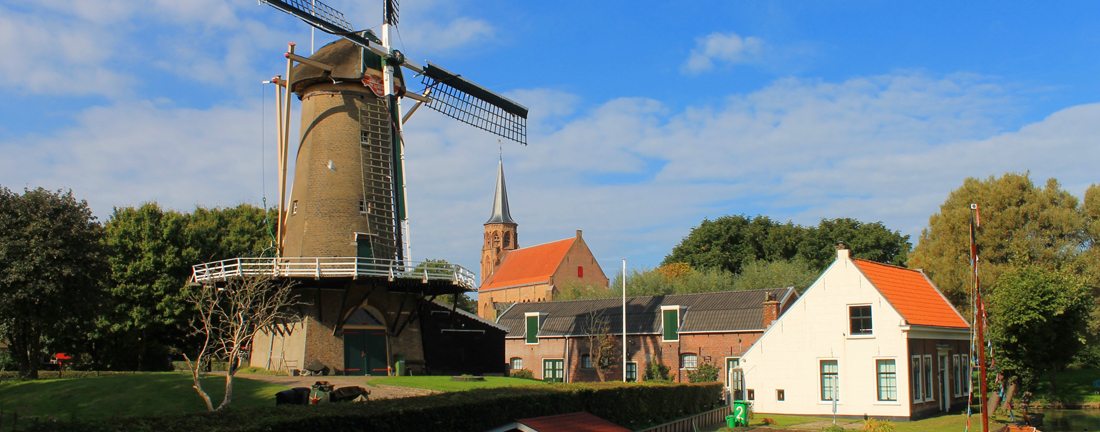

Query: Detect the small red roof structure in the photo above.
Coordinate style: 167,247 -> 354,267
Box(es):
853,259 -> 968,328
487,412 -> 631,432
480,238 -> 576,290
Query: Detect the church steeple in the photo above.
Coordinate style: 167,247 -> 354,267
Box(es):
485,158 -> 516,225
481,157 -> 518,284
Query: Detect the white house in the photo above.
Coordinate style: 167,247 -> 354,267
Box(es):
737,248 -> 971,421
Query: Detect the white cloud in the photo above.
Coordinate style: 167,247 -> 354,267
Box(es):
2,71 -> 1095,279
682,32 -> 765,74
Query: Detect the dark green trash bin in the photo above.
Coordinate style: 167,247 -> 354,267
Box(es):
726,400 -> 749,428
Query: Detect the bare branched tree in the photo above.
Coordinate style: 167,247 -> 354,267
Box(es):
584,310 -> 619,382
184,276 -> 301,411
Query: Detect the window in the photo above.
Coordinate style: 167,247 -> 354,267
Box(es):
525,313 -> 540,344
681,353 -> 698,369
821,360 -> 839,401
661,306 -> 680,341
849,305 -> 872,335
911,356 -> 923,402
777,389 -> 785,401
292,200 -> 298,215
358,200 -> 367,214
877,359 -> 897,401
510,357 -> 523,370
923,355 -> 934,400
625,362 -> 637,382
578,266 -> 583,278
581,354 -> 593,369
953,354 -> 962,396
503,232 -> 511,248
747,389 -> 755,400
543,359 -> 564,383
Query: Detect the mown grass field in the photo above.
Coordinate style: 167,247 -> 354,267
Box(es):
1035,368 -> 1100,404
0,373 -> 286,423
715,412 -> 1003,432
367,375 -> 546,392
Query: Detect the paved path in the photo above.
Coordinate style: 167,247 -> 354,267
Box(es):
234,373 -> 439,400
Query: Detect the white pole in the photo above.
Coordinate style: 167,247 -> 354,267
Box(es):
622,258 -> 627,382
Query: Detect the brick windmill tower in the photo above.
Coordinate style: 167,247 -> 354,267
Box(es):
191,0 -> 526,376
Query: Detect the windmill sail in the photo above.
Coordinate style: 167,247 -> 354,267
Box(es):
421,62 -> 529,145
260,0 -> 529,145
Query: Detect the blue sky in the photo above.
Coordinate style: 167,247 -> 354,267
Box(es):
1,0 -> 1098,280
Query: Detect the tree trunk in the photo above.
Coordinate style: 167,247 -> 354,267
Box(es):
184,354 -> 215,412
1001,379 -> 1017,411
1048,369 -> 1057,395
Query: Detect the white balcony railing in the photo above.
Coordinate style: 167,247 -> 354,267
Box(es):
191,257 -> 476,290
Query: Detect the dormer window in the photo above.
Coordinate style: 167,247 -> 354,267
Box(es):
661,305 -> 681,342
849,305 -> 872,335
525,312 -> 540,344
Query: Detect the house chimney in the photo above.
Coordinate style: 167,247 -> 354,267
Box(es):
836,242 -> 849,260
576,230 -> 582,238
762,292 -> 780,329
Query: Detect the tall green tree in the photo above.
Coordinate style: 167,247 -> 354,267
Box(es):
98,203 -> 192,370
909,173 -> 1091,309
96,203 -> 274,370
662,215 -> 804,274
988,266 -> 1091,395
0,187 -> 107,378
663,214 -> 911,274
798,218 -> 911,271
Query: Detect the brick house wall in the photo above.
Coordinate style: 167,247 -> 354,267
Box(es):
908,338 -> 971,420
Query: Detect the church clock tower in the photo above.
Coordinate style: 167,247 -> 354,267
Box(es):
481,158 -> 518,283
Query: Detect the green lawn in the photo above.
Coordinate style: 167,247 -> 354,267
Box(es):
1034,368 -> 1100,403
715,412 -> 994,432
0,373 -> 287,423
367,375 -> 546,392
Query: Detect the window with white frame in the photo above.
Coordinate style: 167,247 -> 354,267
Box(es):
923,354 -> 934,400
510,357 -> 523,370
681,353 -> 698,369
821,360 -> 839,401
911,356 -> 922,402
877,359 -> 897,401
581,354 -> 593,369
849,305 -> 872,335
358,200 -> 367,214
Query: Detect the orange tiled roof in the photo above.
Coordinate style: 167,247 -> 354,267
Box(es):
853,259 -> 968,329
480,238 -> 575,291
517,412 -> 631,432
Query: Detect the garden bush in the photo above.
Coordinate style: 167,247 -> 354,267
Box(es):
509,368 -> 534,379
687,363 -> 720,383
644,362 -> 671,381
24,381 -> 723,431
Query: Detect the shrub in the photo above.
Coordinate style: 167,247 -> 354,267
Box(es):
822,425 -> 846,432
644,362 -> 670,381
510,368 -> 534,379
687,363 -> 720,383
862,419 -> 896,432
24,381 -> 723,432
236,366 -> 287,376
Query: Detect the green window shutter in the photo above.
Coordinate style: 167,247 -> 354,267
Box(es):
662,309 -> 679,341
526,315 -> 538,344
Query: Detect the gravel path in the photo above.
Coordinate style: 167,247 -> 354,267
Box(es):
233,373 -> 440,400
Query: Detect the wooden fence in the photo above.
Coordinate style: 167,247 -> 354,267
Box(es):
636,405 -> 731,432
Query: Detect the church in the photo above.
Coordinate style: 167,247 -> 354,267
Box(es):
476,159 -> 611,321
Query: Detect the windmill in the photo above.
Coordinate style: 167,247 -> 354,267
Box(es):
188,0 -> 526,377
261,0 -> 528,263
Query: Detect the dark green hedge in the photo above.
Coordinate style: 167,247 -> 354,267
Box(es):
25,381 -> 722,432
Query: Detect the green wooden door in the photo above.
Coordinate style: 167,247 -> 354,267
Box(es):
343,330 -> 367,376
366,331 -> 388,376
543,359 -> 563,382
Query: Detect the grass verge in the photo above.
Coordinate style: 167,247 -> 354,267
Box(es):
0,372 -> 287,422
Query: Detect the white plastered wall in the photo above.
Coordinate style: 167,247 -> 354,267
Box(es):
739,251 -> 911,418
249,320 -> 308,373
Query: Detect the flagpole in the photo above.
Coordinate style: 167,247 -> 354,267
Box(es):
622,258 -> 627,382
971,203 -> 988,432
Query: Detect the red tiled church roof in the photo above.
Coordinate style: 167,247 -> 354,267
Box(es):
853,259 -> 968,329
480,238 -> 575,290
515,412 -> 630,432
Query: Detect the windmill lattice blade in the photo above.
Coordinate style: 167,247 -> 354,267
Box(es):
421,62 -> 528,145
261,0 -> 353,34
